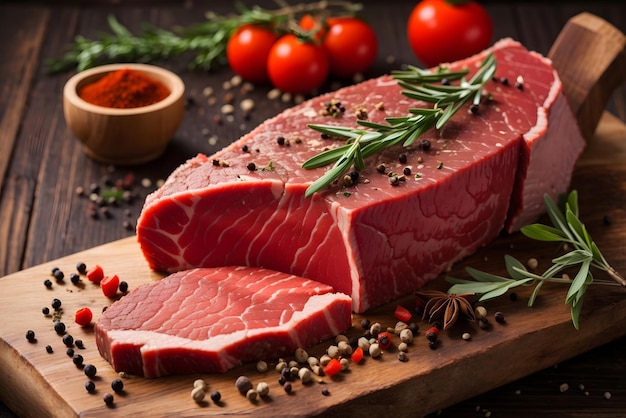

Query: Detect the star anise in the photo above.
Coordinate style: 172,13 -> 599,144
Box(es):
417,290 -> 476,330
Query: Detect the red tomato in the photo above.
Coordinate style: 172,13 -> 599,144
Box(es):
322,17 -> 378,78
393,305 -> 412,323
407,0 -> 493,67
86,264 -> 104,283
74,307 -> 93,326
101,274 -> 120,298
267,34 -> 329,94
226,24 -> 278,83
299,14 -> 326,42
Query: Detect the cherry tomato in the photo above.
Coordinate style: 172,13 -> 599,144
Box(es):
407,0 -> 493,67
298,14 -> 326,42
322,17 -> 378,78
86,264 -> 104,283
101,274 -> 120,298
226,24 -> 278,83
267,34 -> 329,94
74,307 -> 93,327
393,305 -> 412,323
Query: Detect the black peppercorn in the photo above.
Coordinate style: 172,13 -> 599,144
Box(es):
84,364 -> 97,378
45,345 -> 53,354
111,379 -> 124,393
210,390 -> 221,403
103,392 -> 114,406
54,321 -> 66,335
399,153 -> 408,164
70,273 -> 80,285
75,339 -> 85,349
119,281 -> 128,293
63,334 -> 74,347
403,167 -> 411,176
42,306 -> 50,315
419,139 -> 431,151
53,269 -> 64,282
85,381 -> 96,393
276,136 -> 286,146
73,354 -> 84,367
247,162 -> 257,171
26,330 -> 36,342
494,312 -> 506,324
51,298 -> 62,310
361,318 -> 371,330
44,279 -> 53,289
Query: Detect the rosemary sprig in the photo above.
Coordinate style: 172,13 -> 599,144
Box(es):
47,1 -> 362,73
302,53 -> 496,197
446,190 -> 625,329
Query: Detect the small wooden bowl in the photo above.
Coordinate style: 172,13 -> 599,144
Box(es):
63,63 -> 185,165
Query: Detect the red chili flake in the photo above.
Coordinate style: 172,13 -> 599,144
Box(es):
323,358 -> 342,377
101,274 -> 120,298
75,307 -> 93,327
394,305 -> 412,323
377,331 -> 393,350
86,265 -> 105,283
351,346 -> 364,364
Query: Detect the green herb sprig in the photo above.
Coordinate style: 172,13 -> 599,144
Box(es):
446,190 -> 625,329
302,53 -> 496,197
47,1 -> 362,73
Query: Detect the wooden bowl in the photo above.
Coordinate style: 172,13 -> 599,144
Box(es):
63,63 -> 185,165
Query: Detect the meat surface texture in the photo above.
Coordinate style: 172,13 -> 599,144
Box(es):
137,38 -> 585,313
95,267 -> 352,377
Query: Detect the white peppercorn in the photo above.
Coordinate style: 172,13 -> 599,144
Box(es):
294,347 -> 308,363
191,386 -> 205,403
369,342 -> 382,358
298,367 -> 313,384
256,360 -> 268,373
257,382 -> 270,397
400,328 -> 414,344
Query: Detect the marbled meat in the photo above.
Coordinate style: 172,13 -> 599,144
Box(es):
95,267 -> 352,377
136,38 -> 585,313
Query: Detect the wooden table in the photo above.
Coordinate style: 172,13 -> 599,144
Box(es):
1,1 -> 625,416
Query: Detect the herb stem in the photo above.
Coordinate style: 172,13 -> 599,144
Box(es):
302,53 -> 496,196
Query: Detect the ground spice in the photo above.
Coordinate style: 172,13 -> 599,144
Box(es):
79,68 -> 170,109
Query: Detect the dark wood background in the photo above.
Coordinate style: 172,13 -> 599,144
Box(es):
1,1 -> 625,416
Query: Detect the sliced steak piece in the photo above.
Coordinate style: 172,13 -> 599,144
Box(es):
95,267 -> 352,377
137,38 -> 585,313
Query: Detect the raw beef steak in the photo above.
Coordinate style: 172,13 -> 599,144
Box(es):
95,267 -> 352,377
137,38 -> 585,313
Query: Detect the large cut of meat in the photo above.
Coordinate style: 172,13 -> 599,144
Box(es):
136,38 -> 585,313
95,267 -> 352,377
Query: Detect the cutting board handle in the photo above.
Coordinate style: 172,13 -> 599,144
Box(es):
548,12 -> 626,140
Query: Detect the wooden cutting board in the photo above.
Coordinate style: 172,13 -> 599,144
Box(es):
1,13 -> 626,418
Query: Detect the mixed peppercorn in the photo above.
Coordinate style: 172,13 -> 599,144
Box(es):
25,257 -> 516,413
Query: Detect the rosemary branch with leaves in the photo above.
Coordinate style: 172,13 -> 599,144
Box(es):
47,1 -> 362,73
446,190 -> 625,329
302,53 -> 496,197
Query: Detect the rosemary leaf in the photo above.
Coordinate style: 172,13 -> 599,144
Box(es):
446,190 -> 624,329
301,53 -> 496,196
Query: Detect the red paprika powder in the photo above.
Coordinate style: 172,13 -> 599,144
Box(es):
79,68 -> 170,109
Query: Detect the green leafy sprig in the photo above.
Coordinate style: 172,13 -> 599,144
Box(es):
446,190 -> 625,329
47,1 -> 362,73
302,53 -> 496,197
